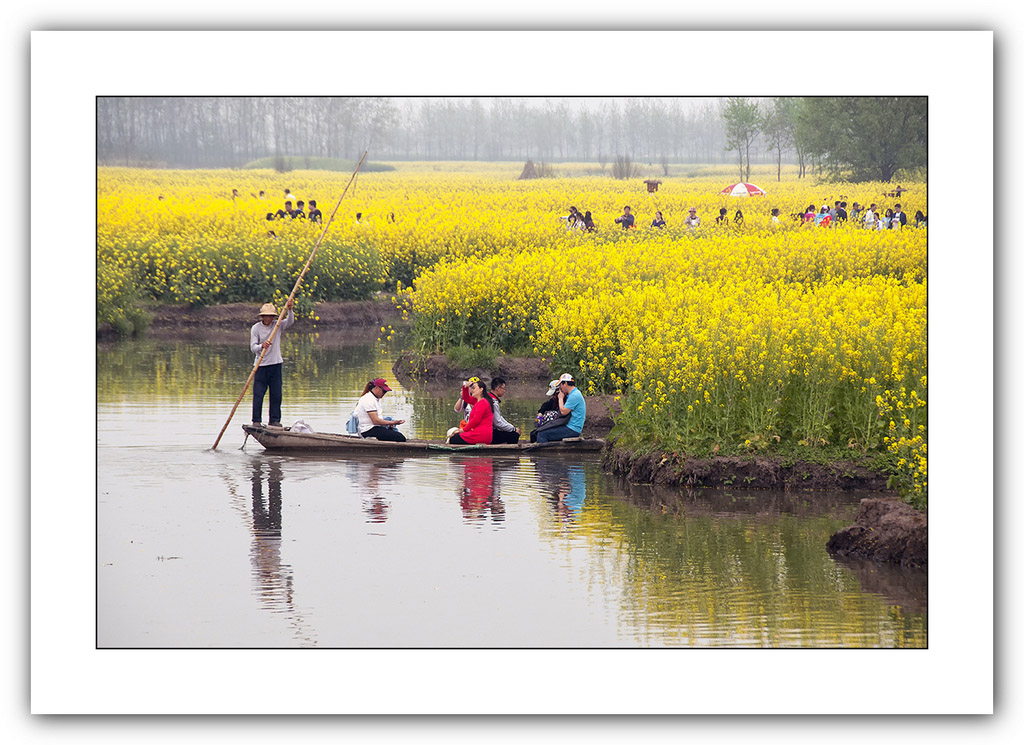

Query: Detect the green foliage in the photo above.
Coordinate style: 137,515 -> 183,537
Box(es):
793,97 -> 927,182
444,344 -> 500,370
97,260 -> 153,337
721,97 -> 762,182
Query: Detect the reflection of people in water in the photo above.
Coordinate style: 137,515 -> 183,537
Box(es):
535,460 -> 587,522
459,458 -> 505,522
249,459 -> 294,608
358,461 -> 392,523
345,459 -> 405,524
562,464 -> 586,515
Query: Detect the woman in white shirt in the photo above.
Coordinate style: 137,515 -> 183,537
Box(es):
353,378 -> 407,441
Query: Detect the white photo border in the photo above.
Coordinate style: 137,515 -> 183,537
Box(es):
32,30 -> 993,715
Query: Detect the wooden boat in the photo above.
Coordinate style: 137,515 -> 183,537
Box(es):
241,424 -> 605,454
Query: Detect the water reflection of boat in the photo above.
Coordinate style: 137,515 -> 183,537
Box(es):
242,424 -> 605,454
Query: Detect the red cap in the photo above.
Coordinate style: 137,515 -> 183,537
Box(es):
371,378 -> 392,392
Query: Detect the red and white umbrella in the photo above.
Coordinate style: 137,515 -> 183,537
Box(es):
719,182 -> 767,197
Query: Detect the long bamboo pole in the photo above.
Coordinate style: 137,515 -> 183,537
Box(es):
211,151 -> 369,450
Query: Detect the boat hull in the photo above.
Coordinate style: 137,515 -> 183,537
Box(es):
241,424 -> 605,454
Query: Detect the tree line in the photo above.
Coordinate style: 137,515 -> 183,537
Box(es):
723,96 -> 927,182
97,96 -> 926,182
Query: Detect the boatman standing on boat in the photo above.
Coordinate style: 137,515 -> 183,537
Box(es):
536,373 -> 586,443
250,298 -> 294,428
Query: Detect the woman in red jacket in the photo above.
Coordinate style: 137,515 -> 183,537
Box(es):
448,378 -> 493,445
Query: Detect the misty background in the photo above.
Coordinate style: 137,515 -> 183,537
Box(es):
97,96 -> 927,182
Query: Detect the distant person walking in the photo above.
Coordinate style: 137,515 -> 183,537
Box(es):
614,205 -> 635,230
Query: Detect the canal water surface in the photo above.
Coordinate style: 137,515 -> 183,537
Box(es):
97,331 -> 926,648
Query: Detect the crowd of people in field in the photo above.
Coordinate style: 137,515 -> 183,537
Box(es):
791,199 -> 926,230
561,188 -> 926,233
241,188 -> 401,239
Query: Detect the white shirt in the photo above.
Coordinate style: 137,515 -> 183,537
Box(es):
353,391 -> 383,434
249,311 -> 294,366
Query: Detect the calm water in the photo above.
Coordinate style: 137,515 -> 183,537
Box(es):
97,331 -> 926,648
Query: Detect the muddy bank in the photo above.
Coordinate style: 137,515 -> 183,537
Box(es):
616,479 -> 878,519
603,447 -> 891,492
101,298 -> 403,340
605,446 -> 926,565
151,298 -> 402,328
392,351 -> 553,382
826,498 -> 927,567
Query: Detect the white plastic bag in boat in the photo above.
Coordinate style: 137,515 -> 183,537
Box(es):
291,420 -> 314,433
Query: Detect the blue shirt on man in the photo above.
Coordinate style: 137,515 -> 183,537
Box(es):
565,387 -> 586,433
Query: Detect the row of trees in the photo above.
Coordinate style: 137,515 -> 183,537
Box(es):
390,98 -> 730,163
96,97 -> 731,168
97,96 -> 926,181
723,96 -> 927,182
96,97 -> 397,168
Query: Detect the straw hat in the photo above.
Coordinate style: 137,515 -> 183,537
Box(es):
257,303 -> 279,317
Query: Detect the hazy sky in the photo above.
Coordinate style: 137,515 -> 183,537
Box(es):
395,96 -> 719,112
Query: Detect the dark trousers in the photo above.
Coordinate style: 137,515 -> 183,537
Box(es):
362,425 -> 407,442
252,363 -> 283,424
536,425 -> 582,444
491,429 -> 520,444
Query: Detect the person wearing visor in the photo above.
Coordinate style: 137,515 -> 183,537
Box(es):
352,378 -> 407,441
536,373 -> 586,443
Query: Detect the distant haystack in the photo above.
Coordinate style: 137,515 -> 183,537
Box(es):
518,159 -> 539,180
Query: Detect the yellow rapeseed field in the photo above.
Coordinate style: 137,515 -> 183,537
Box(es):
98,164 -> 927,500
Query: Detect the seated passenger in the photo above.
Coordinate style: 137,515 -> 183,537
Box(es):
352,378 -> 406,442
536,374 -> 586,444
487,377 -> 521,444
448,379 -> 493,445
530,379 -> 569,443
